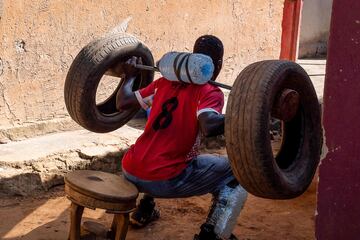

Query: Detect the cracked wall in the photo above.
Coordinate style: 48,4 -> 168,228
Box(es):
0,0 -> 283,129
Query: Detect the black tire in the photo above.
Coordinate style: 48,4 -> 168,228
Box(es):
225,60 -> 322,199
64,33 -> 154,133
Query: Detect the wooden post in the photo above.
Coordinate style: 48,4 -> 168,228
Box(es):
111,213 -> 130,240
280,0 -> 303,61
68,202 -> 84,240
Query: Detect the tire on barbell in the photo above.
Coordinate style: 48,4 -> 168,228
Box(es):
64,33 -> 154,133
225,60 -> 322,199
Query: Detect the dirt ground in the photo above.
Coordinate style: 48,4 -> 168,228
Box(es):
0,180 -> 317,239
0,182 -> 316,240
0,144 -> 316,240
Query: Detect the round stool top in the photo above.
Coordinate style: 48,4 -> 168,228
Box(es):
65,170 -> 138,203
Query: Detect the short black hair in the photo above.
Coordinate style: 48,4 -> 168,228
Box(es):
193,35 -> 224,80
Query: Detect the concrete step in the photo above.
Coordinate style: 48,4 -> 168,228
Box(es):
0,125 -> 142,196
298,59 -> 326,101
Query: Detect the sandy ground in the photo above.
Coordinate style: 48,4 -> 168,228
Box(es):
0,180 -> 316,240
0,148 -> 316,240
0,137 -> 317,240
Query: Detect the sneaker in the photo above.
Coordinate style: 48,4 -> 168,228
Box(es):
130,196 -> 160,228
193,224 -> 238,240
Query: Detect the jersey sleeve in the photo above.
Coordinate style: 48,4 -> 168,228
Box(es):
197,85 -> 224,118
134,79 -> 160,110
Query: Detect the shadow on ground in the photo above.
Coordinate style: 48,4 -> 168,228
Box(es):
0,150 -> 129,239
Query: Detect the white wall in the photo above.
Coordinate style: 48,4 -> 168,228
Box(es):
299,0 -> 333,58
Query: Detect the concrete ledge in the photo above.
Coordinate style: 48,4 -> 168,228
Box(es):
0,117 -> 81,143
0,125 -> 142,196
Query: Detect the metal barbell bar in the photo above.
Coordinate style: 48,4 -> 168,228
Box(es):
134,64 -> 233,91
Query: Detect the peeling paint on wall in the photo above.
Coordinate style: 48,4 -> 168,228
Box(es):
38,0 -> 50,12
0,0 -> 3,19
319,125 -> 328,166
104,17 -> 132,37
0,58 -> 3,76
15,40 -> 26,53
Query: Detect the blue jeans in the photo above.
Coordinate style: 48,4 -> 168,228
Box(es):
123,154 -> 236,198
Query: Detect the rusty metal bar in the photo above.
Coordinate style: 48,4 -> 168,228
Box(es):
134,64 -> 233,90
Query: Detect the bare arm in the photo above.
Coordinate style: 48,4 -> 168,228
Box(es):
116,75 -> 140,111
198,112 -> 225,137
116,57 -> 141,111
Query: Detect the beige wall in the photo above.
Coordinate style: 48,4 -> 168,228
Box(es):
0,0 -> 284,131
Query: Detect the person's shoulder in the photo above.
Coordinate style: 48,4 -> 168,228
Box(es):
199,82 -> 223,94
154,77 -> 170,86
156,77 -> 166,82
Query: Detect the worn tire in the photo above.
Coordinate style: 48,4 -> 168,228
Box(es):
225,60 -> 322,199
64,33 -> 154,133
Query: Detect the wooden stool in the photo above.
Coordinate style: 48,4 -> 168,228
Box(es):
64,170 -> 139,240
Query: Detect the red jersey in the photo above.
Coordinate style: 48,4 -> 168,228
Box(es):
122,77 -> 224,181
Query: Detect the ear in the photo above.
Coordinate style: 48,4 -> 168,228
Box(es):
212,60 -> 223,80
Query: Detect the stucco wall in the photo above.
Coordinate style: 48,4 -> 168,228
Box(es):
299,0 -> 333,58
0,0 -> 284,133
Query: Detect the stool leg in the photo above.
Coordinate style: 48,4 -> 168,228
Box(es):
68,202 -> 84,240
111,213 -> 129,240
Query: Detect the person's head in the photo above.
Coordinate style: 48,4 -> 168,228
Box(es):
193,35 -> 224,81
